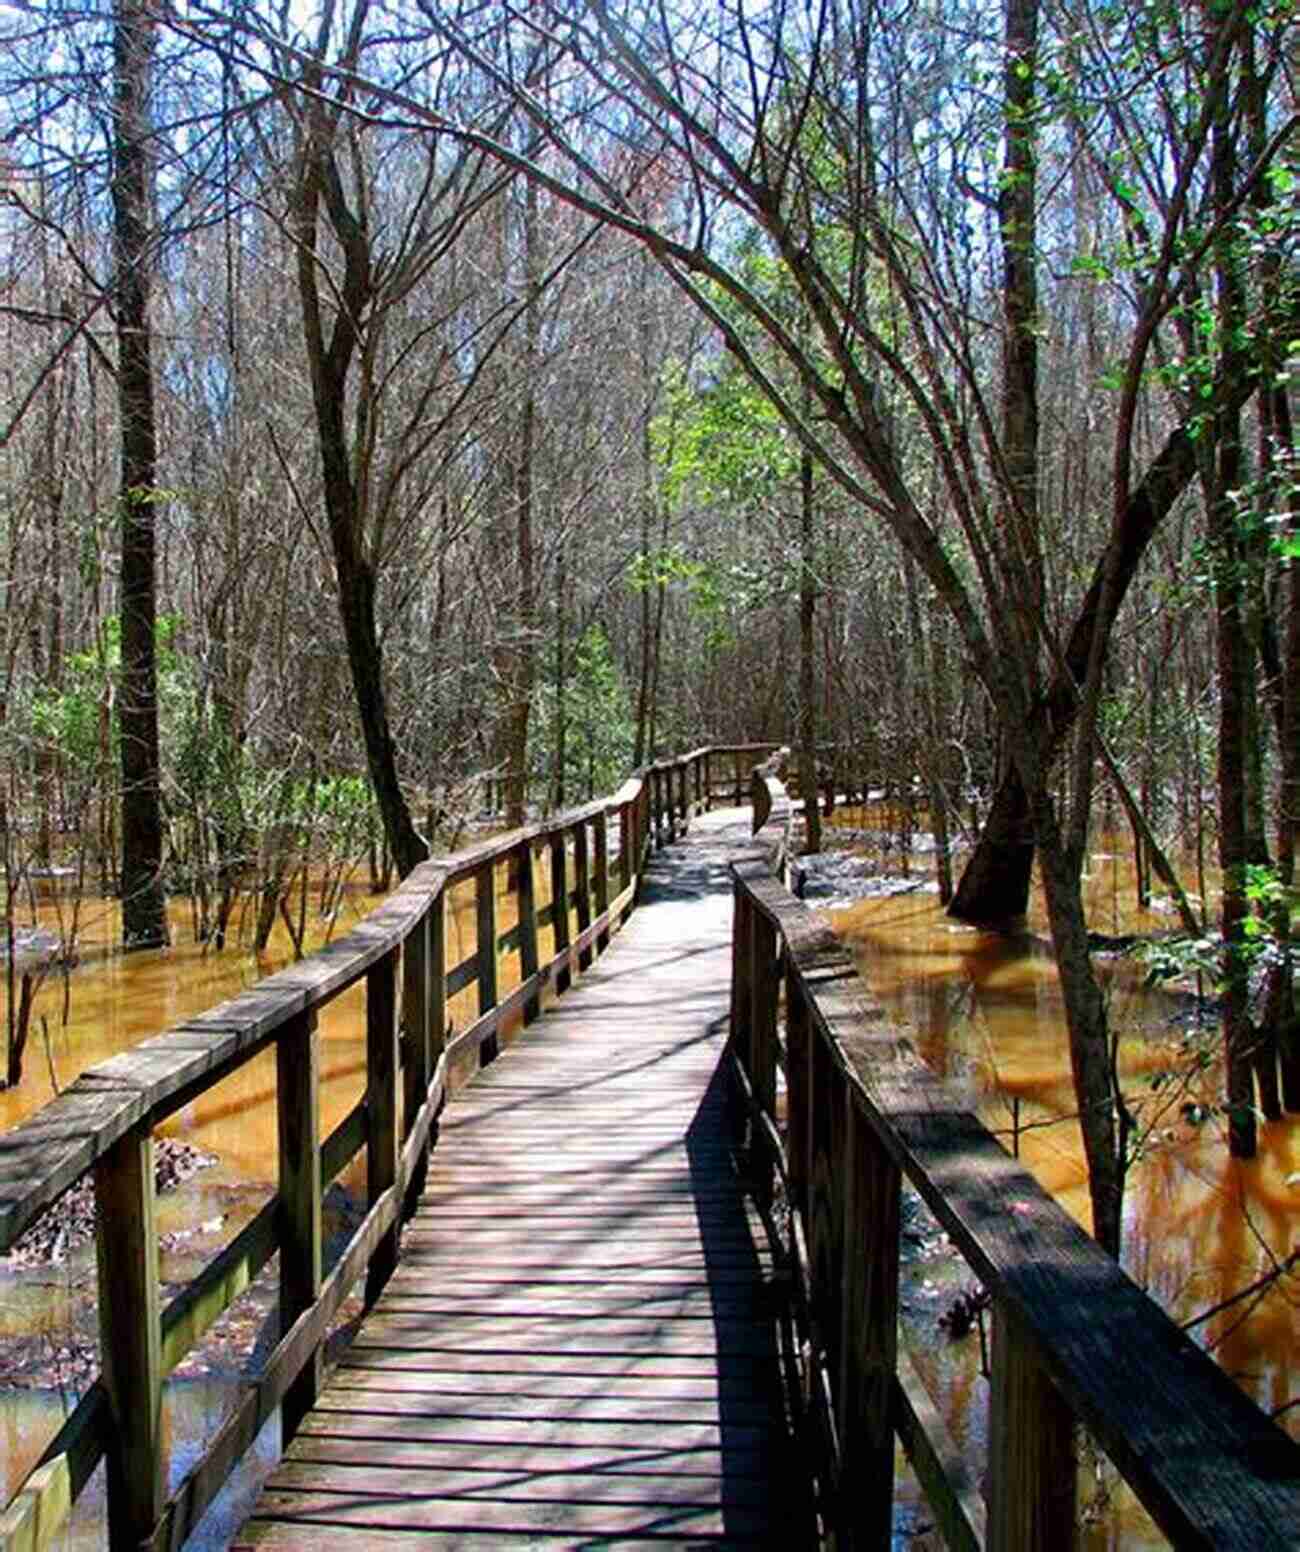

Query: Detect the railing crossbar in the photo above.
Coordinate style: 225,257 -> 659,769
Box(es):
732,774 -> 1300,1552
0,743 -> 765,1552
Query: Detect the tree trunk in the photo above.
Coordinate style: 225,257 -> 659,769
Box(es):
949,766 -> 1035,921
501,176 -> 541,829
292,42 -> 428,880
1249,23 -> 1300,1107
927,604 -> 954,906
1269,376 -> 1300,1110
905,553 -> 953,903
950,360 -> 1277,923
1205,22 -> 1257,1157
952,0 -> 1043,928
1034,795 -> 1124,1256
112,0 -> 168,949
553,556 -> 568,811
334,553 -> 427,877
798,446 -> 821,854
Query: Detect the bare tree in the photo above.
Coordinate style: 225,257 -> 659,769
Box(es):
368,0 -> 1297,1248
113,0 -> 168,947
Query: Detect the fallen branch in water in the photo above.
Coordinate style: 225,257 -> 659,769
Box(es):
1181,1247 -> 1300,1349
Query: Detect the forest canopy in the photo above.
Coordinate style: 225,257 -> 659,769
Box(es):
0,0 -> 1296,1251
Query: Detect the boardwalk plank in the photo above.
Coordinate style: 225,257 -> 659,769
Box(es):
237,814 -> 805,1549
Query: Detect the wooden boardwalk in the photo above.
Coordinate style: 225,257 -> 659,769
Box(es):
234,813 -> 806,1549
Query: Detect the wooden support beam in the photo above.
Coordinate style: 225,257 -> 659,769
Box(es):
428,891 -> 446,1078
619,802 -> 633,897
837,1092 -> 901,1547
729,883 -> 752,1065
749,906 -> 779,1207
0,1455 -> 71,1552
475,859 -> 500,1064
786,973 -> 811,1221
573,822 -> 592,971
808,1024 -> 840,1376
987,1301 -> 1076,1551
593,816 -> 610,953
549,833 -> 571,993
95,1125 -> 162,1550
401,904 -> 432,1221
517,840 -> 540,1023
365,949 -> 400,1309
893,1353 -> 986,1552
277,1009 -> 321,1441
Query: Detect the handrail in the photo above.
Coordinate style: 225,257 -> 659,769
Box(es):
731,781 -> 1300,1550
0,743 -> 768,1552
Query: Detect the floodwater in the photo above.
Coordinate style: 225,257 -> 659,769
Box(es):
0,847 -> 549,1545
2,816 -> 1297,1549
823,811 -> 1299,1547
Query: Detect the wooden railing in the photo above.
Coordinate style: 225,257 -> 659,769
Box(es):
732,772 -> 1300,1551
0,743 -> 774,1552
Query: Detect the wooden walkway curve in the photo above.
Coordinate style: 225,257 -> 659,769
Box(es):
233,811 -> 808,1550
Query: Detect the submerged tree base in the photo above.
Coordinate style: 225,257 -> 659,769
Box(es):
948,774 -> 1035,925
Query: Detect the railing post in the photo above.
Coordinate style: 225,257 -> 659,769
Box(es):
550,832 -> 572,993
96,1125 -> 162,1550
750,904 -> 779,1206
366,946 -> 401,1307
517,839 -> 540,1023
837,1091 -> 901,1547
729,876 -> 753,1067
573,821 -> 593,969
594,814 -> 610,952
476,859 -> 500,1063
808,1025 -> 842,1378
987,1303 -> 1076,1551
734,749 -> 744,805
786,971 -> 811,1221
429,890 -> 446,1076
402,907 -> 431,1220
651,769 -> 663,844
619,801 -> 633,896
279,1008 -> 321,1439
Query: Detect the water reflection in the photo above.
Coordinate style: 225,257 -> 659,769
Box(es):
0,846 -> 566,1535
828,821 -> 1299,1544
2,825 -> 1295,1546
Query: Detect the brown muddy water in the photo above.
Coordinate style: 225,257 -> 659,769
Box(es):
0,858 -> 533,1547
2,818 -> 1297,1548
820,810 -> 1299,1548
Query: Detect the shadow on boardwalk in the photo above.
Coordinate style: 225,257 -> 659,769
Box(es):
233,811 -> 814,1549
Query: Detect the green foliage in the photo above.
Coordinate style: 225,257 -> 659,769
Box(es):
29,615 -> 177,780
650,358 -> 796,512
1141,865 -> 1294,990
302,774 -> 380,859
541,625 -> 635,801
1140,933 -> 1222,989
627,541 -> 784,654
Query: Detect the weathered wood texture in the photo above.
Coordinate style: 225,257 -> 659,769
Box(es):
734,784 -> 1300,1551
1,746 -> 771,1552
234,813 -> 808,1549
